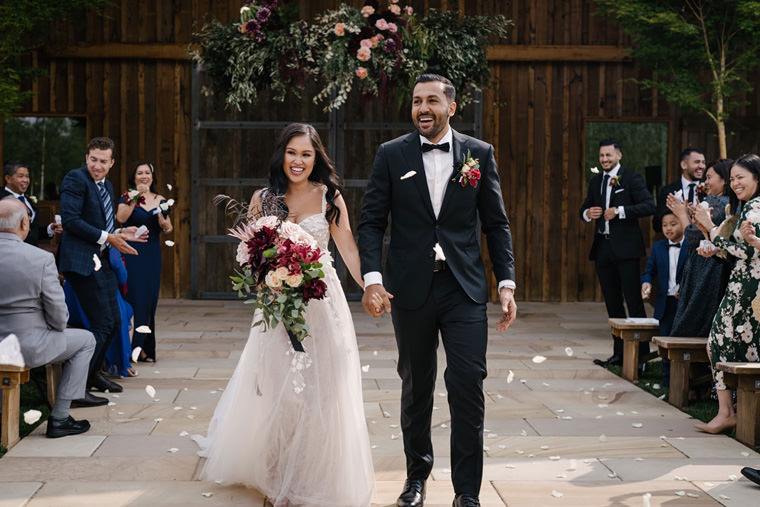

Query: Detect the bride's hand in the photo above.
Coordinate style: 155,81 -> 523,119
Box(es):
362,284 -> 393,317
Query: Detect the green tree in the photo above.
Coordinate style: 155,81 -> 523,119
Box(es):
0,0 -> 110,118
594,0 -> 760,157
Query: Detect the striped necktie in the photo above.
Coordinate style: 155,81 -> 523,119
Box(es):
97,181 -> 114,233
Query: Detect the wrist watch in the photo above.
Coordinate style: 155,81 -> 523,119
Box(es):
613,207 -> 619,216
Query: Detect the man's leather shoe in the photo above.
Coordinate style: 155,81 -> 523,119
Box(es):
397,479 -> 425,507
741,466 -> 760,486
88,373 -> 123,393
46,415 -> 90,438
71,392 -> 109,408
453,495 -> 480,507
593,354 -> 622,367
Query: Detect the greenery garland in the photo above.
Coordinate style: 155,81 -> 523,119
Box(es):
192,0 -> 512,112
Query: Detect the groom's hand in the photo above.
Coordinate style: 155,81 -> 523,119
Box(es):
362,284 -> 393,317
497,287 -> 516,332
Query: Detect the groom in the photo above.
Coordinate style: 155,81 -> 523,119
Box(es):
359,74 -> 516,507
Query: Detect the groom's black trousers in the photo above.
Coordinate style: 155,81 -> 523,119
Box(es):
391,267 -> 488,497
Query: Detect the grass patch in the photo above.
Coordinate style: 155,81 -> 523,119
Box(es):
605,360 -> 720,426
0,367 -> 52,458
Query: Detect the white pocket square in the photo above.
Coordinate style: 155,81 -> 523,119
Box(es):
400,171 -> 416,180
614,188 -> 624,194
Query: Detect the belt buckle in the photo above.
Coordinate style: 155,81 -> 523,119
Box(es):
433,260 -> 446,272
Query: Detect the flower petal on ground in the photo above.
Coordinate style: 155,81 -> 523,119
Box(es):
532,355 -> 547,364
145,385 -> 156,398
23,410 -> 42,425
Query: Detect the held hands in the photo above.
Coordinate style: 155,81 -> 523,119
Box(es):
497,287 -> 517,332
108,226 -> 149,255
641,282 -> 652,301
362,284 -> 394,318
587,206 -> 603,220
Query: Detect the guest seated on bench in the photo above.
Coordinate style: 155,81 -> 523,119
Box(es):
0,198 -> 103,439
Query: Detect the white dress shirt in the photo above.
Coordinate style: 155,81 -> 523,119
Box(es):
582,164 -> 626,233
364,128 -> 516,292
681,176 -> 699,206
667,240 -> 681,296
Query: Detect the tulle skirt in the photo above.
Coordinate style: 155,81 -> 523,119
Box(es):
193,268 -> 374,506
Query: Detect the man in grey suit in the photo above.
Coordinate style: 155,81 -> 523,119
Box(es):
0,198 -> 97,438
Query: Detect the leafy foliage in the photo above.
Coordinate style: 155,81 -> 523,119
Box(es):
0,0 -> 111,118
193,1 -> 512,112
593,0 -> 760,155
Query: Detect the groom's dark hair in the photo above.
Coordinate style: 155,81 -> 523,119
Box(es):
599,138 -> 622,152
414,74 -> 456,103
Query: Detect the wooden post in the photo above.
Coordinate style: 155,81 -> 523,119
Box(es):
1,366 -> 31,450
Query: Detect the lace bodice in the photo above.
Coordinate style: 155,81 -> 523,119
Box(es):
297,187 -> 330,250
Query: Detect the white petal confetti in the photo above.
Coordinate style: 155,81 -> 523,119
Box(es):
599,434 -> 608,442
505,464 -> 515,469
361,364 -> 370,373
520,379 -> 527,384
167,447 -> 178,453
108,402 -> 116,406
93,254 -> 102,271
551,490 -> 563,498
741,451 -> 749,456
686,493 -> 698,498
441,424 -> 448,429
703,482 -> 714,487
532,355 -> 547,364
729,474 -> 738,481
145,385 -> 156,398
391,433 -> 399,440
154,418 -> 163,422
598,403 -> 609,408
549,456 -> 561,461
632,423 -> 643,428
201,492 -> 213,498
112,394 -> 120,398
131,346 -> 142,363
373,350 -> 378,356
179,431 -> 189,437
190,406 -> 198,410
520,429 -> 528,437
653,384 -> 661,389
164,240 -> 175,247
675,491 -> 685,496
565,347 -> 574,356
608,472 -> 617,478
136,325 -> 152,334
567,459 -> 577,471
166,184 -> 173,190
642,493 -> 652,507
556,474 -> 567,478
173,406 -> 183,411
23,409 -> 42,425
540,445 -> 550,450
616,411 -> 625,416
515,450 -> 524,455
507,370 -> 514,383
719,494 -> 731,500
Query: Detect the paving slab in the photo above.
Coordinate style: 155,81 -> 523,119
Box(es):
5,435 -> 105,458
0,482 -> 42,507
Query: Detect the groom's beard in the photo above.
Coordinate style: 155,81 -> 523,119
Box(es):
414,115 -> 448,141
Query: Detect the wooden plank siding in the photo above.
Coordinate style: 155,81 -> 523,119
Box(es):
5,0 -> 760,300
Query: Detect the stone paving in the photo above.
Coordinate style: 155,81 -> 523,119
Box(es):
1,300 -> 759,506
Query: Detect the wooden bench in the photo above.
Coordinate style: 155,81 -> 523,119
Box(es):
0,363 -> 62,450
716,362 -> 760,449
651,336 -> 709,409
608,318 -> 660,382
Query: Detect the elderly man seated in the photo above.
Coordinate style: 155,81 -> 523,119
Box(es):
0,197 -> 103,438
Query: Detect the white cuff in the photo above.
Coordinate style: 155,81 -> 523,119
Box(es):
617,206 -> 626,219
98,230 -> 109,245
582,209 -> 591,222
46,224 -> 54,237
498,280 -> 516,291
363,271 -> 383,289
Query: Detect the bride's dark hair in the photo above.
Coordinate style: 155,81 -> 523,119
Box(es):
266,123 -> 343,225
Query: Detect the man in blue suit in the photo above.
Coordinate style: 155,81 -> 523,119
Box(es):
58,137 -> 147,395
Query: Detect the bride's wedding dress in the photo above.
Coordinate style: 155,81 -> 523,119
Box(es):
193,194 -> 374,506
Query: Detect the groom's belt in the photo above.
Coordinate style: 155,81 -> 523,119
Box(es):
433,260 -> 447,272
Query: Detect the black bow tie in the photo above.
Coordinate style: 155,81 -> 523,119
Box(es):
669,242 -> 681,248
421,142 -> 450,153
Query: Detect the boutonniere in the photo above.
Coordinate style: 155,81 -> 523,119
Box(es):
122,188 -> 146,206
609,174 -> 622,188
452,150 -> 481,188
696,181 -> 708,199
28,195 -> 38,205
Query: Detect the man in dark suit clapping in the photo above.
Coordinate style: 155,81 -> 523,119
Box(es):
580,139 -> 655,367
653,147 -> 705,232
58,137 -> 147,395
1,162 -> 62,246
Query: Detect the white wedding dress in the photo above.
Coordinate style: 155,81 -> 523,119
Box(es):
193,192 -> 374,506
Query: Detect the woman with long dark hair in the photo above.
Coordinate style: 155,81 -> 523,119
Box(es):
693,153 -> 760,433
115,160 -> 173,363
193,124 -> 374,506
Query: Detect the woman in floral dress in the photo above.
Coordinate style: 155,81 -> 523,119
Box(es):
694,153 -> 760,433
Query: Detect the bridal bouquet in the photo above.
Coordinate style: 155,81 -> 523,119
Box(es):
229,215 -> 328,351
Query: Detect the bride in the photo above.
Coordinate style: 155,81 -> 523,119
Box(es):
193,123 -> 375,506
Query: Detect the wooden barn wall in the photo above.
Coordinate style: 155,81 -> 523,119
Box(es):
6,0 -> 760,300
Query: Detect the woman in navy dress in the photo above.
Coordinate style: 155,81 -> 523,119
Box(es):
116,160 -> 173,363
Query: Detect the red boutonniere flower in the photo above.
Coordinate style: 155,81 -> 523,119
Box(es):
609,175 -> 622,188
122,188 -> 146,206
696,181 -> 708,199
452,151 -> 481,188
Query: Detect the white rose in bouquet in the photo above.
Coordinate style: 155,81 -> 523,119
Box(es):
279,220 -> 318,248
236,242 -> 250,266
254,215 -> 280,231
265,270 -> 282,289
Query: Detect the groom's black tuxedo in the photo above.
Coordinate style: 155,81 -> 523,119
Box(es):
359,129 -> 514,497
359,130 -> 514,308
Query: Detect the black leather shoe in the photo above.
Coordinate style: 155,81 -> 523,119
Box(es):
741,467 -> 760,486
593,354 -> 622,367
46,415 -> 91,438
453,495 -> 480,507
397,479 -> 425,507
88,373 -> 123,393
71,392 -> 109,408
